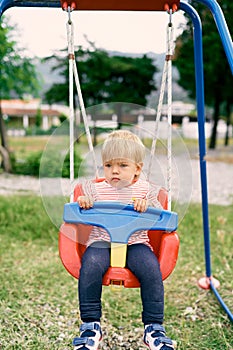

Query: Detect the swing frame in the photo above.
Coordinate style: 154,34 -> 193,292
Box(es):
0,0 -> 180,14
1,0 -> 232,321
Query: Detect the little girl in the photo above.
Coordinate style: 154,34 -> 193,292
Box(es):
73,130 -> 174,350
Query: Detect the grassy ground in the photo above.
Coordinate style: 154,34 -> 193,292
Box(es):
8,134 -> 233,164
9,135 -> 200,157
8,136 -> 52,158
8,134 -> 85,152
0,196 -> 232,349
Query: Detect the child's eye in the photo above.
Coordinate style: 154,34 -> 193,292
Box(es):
104,163 -> 111,168
120,163 -> 128,167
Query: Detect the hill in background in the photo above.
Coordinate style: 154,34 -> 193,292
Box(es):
36,51 -> 189,108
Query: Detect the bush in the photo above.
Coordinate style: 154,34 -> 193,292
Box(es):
25,126 -> 58,136
13,149 -> 83,178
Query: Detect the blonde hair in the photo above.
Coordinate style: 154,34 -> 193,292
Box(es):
101,130 -> 145,163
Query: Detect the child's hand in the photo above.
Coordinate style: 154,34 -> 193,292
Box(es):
77,196 -> 93,209
132,198 -> 148,212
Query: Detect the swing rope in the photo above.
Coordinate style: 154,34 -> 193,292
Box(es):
166,11 -> 174,212
66,8 -> 174,208
147,11 -> 174,211
66,13 -> 75,202
66,9 -> 99,201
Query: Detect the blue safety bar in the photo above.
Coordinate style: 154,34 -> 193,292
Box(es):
63,201 -> 178,243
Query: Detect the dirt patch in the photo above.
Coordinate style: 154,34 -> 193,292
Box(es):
205,145 -> 233,164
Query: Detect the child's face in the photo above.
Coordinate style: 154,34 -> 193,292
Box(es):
103,158 -> 143,188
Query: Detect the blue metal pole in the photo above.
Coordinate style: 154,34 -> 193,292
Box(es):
194,0 -> 233,74
180,1 -> 212,278
180,0 -> 233,322
0,0 -> 12,16
210,280 -> 233,322
0,0 -> 60,17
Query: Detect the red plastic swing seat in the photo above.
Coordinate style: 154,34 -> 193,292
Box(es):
59,179 -> 179,287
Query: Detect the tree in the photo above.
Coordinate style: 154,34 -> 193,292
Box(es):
174,0 -> 233,149
44,44 -> 158,128
0,16 -> 40,171
35,108 -> 42,128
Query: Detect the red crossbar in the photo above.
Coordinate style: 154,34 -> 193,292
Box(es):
60,0 -> 180,12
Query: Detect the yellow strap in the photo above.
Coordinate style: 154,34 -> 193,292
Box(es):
110,243 -> 127,268
110,279 -> 123,292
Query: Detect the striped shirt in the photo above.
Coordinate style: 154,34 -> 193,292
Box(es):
81,179 -> 163,247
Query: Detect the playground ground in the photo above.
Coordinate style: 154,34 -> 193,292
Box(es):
0,145 -> 232,349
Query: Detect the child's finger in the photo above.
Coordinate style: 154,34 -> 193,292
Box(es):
134,199 -> 147,212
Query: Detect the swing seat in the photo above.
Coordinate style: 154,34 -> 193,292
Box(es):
59,180 -> 179,287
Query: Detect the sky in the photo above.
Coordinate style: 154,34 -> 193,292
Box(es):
6,7 -> 186,57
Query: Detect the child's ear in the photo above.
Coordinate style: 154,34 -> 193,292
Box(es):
135,162 -> 143,176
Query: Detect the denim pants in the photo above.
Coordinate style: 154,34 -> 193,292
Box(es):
78,243 -> 164,325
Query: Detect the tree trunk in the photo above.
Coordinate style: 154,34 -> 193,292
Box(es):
0,101 -> 12,172
0,145 -> 12,173
224,100 -> 231,147
209,98 -> 220,149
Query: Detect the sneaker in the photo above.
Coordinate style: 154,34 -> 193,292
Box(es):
72,322 -> 102,350
143,324 -> 174,350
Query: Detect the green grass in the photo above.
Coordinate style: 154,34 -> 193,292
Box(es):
8,135 -> 89,160
0,196 -> 232,349
8,136 -> 52,158
7,135 -> 87,178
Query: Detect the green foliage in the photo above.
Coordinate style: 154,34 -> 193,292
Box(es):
25,126 -> 58,136
43,46 -> 158,109
0,16 -> 41,99
0,197 -> 232,349
13,148 -> 83,178
59,113 -> 67,123
173,0 -> 233,148
13,151 -> 41,176
61,150 -> 81,178
35,108 -> 42,127
174,0 -> 233,107
0,15 -> 42,172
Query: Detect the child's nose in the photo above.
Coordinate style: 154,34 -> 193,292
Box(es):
112,165 -> 119,173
